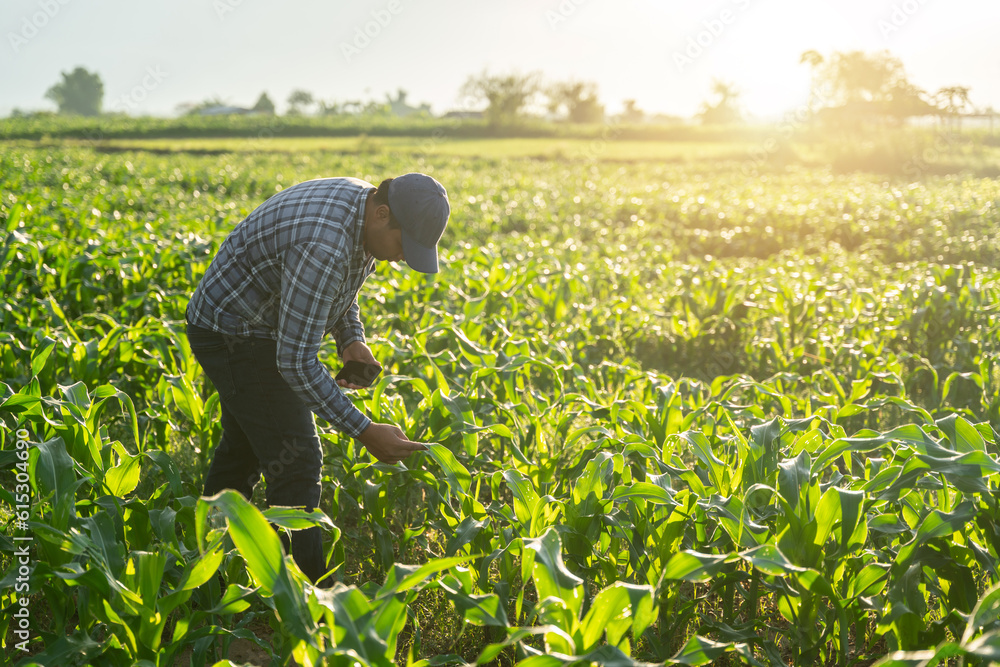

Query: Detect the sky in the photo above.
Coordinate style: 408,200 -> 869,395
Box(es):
2,0 -> 999,120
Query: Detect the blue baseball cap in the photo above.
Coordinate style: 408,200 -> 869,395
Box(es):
388,173 -> 450,274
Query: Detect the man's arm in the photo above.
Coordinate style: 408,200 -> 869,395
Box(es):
276,243 -> 427,464
277,243 -> 427,464
330,297 -> 366,357
276,243 -> 371,437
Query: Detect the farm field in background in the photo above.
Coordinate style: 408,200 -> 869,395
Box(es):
5,131 -> 1000,174
1,139 -> 999,666
6,136 -> 760,163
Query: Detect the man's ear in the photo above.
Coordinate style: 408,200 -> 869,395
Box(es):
376,203 -> 392,224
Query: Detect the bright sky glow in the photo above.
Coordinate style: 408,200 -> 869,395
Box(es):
2,0 -> 997,119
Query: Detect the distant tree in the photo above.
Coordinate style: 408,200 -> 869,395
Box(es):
799,49 -> 824,70
935,86 -> 972,129
342,100 -> 363,115
547,81 -> 604,123
387,88 -> 408,107
287,89 -> 315,115
799,49 -> 941,130
362,100 -> 390,116
884,81 -> 936,123
459,70 -> 540,126
45,67 -> 103,116
382,88 -> 431,117
252,92 -> 276,115
801,50 -> 907,107
699,79 -> 742,125
317,99 -> 343,116
621,99 -> 644,124
935,86 -> 971,114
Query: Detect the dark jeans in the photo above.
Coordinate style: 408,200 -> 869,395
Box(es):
185,322 -> 328,585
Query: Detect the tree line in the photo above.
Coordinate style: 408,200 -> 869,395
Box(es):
28,50 -> 993,130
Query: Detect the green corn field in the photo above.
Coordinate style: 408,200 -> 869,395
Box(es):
1,143 -> 999,666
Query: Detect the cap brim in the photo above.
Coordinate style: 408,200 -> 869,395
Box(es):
401,227 -> 439,273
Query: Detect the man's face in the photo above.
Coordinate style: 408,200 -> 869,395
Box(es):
365,202 -> 405,263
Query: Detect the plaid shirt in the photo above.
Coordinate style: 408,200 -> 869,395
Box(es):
186,177 -> 377,437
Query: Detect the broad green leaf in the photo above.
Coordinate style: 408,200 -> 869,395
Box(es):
104,442 -> 141,497
671,635 -> 739,666
177,544 -> 226,593
445,516 -> 489,556
777,450 -> 810,511
962,582 -> 1000,643
262,506 -> 337,531
813,424 -> 935,473
202,490 -> 283,593
937,414 -> 986,453
440,580 -> 509,627
965,631 -> 1000,660
505,468 -> 540,526
425,442 -> 472,496
204,584 -> 255,615
29,436 -> 85,530
516,656 -> 563,667
874,645 -> 962,667
380,556 -> 471,595
663,550 -> 734,582
813,486 -> 841,548
126,550 -> 168,607
739,544 -> 806,576
611,481 -> 675,505
580,582 -> 654,651
472,626 -> 555,665
680,431 -> 728,493
848,564 -> 889,598
30,336 -> 56,376
523,527 -> 584,617
59,381 -> 91,411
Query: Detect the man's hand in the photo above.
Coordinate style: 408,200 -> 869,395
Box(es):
358,423 -> 427,465
338,341 -> 381,389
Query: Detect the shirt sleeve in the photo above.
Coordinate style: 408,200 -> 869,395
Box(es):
275,242 -> 371,437
331,297 -> 366,356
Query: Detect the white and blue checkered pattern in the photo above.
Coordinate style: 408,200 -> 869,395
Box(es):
186,177 -> 378,436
